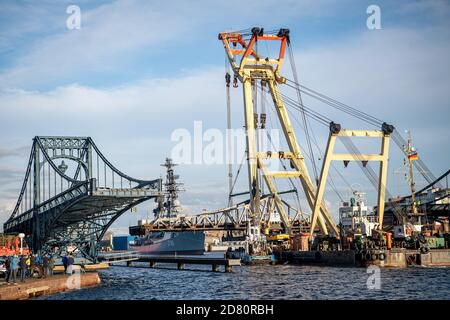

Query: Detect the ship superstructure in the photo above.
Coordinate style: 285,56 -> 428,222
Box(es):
339,191 -> 379,237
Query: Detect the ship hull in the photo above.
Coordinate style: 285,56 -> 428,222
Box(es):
130,231 -> 205,255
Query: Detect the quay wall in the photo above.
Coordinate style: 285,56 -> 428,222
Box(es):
0,273 -> 100,300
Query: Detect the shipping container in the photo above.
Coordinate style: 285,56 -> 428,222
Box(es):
112,235 -> 135,251
425,237 -> 445,249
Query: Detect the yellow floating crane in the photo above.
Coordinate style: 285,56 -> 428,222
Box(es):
219,27 -> 395,239
219,27 -> 339,237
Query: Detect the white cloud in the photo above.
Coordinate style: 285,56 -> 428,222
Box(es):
0,0 -> 192,88
0,0 -> 345,89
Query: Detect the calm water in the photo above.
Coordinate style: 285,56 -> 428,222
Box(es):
41,262 -> 450,300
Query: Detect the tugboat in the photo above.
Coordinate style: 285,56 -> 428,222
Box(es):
129,158 -> 205,255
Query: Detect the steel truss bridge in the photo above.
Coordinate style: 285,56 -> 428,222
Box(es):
130,193 -> 310,235
3,136 -> 161,262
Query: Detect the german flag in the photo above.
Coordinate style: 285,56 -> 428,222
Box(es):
408,152 -> 418,161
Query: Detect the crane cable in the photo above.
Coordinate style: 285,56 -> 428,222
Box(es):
229,153 -> 246,200
264,92 -> 344,209
286,45 -> 352,198
261,83 -> 351,184
287,42 -> 319,186
284,79 -> 383,126
225,53 -> 234,206
260,83 -> 348,201
258,83 -> 331,126
391,130 -> 441,187
284,78 -> 442,189
285,106 -> 348,202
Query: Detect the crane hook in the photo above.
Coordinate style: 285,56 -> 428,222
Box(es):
225,72 -> 231,88
233,75 -> 238,88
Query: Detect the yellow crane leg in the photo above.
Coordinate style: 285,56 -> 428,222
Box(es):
310,134 -> 337,236
258,158 -> 291,232
377,134 -> 390,226
242,73 -> 260,217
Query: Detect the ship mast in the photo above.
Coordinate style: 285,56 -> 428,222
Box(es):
154,158 -> 184,219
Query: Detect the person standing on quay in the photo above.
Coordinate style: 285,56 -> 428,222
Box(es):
4,256 -> 11,284
48,255 -> 55,276
66,254 -> 74,275
42,254 -> 49,278
19,255 -> 27,282
26,254 -> 31,276
29,254 -> 35,273
10,254 -> 19,285
62,254 -> 68,273
34,253 -> 41,266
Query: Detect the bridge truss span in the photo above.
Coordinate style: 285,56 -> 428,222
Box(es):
130,194 -> 310,235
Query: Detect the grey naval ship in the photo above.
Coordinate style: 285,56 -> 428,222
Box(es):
129,158 -> 205,255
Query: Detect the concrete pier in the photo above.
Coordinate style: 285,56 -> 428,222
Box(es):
421,249 -> 450,267
0,273 -> 101,300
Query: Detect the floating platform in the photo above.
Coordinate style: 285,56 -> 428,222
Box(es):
124,254 -> 241,272
0,273 -> 100,300
276,249 -> 450,268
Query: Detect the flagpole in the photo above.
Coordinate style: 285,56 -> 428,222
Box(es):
406,130 -> 417,214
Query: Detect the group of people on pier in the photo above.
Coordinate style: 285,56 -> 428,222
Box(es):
3,252 -> 75,285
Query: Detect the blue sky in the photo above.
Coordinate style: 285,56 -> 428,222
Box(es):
0,0 -> 449,234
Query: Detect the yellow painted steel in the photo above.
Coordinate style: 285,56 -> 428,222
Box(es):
309,130 -> 391,236
267,234 -> 290,241
264,171 -> 302,178
268,80 -> 337,235
337,130 -> 385,137
257,158 -> 291,233
256,152 -> 296,159
242,70 -> 260,216
377,134 -> 391,225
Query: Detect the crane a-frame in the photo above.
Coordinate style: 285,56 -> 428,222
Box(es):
219,28 -> 339,236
